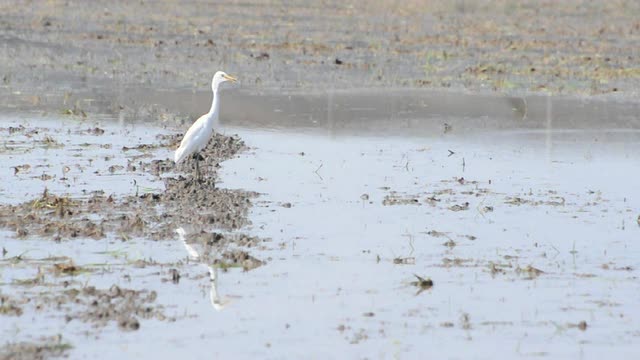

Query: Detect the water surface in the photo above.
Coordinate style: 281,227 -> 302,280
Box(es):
1,91 -> 639,359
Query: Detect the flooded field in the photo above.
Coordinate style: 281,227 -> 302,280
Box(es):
2,0 -> 639,358
1,90 -> 639,358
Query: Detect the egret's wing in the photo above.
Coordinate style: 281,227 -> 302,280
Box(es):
174,115 -> 207,163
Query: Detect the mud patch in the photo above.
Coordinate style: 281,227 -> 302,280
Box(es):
0,336 -> 71,360
0,295 -> 24,317
60,285 -> 162,330
0,126 -> 259,239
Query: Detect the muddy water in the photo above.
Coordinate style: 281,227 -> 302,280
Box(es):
1,91 -> 639,359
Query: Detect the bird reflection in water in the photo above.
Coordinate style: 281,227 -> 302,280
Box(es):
175,227 -> 229,311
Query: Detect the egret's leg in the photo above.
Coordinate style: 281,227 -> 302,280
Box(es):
195,155 -> 201,180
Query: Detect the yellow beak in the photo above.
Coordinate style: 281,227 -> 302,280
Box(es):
223,74 -> 238,83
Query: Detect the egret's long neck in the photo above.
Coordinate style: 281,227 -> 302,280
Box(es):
207,88 -> 220,119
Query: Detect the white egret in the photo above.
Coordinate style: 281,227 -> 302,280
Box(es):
174,71 -> 237,180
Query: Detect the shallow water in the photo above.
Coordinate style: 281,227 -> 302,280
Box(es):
212,125 -> 639,358
1,91 -> 639,358
0,115 -> 173,204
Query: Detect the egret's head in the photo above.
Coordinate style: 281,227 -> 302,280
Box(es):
212,71 -> 237,91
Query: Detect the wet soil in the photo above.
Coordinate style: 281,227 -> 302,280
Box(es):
0,117 -> 266,356
0,127 -> 254,239
0,336 -> 71,360
1,0 -> 640,118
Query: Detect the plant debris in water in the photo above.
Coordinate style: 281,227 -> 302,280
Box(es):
410,274 -> 434,295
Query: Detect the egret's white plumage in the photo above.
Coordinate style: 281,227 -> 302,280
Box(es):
174,71 -> 237,178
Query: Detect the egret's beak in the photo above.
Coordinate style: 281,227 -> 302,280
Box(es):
222,74 -> 237,83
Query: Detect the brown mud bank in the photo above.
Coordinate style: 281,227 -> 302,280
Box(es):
0,124 -> 256,241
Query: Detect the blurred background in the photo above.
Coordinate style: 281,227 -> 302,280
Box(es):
1,0 -> 639,97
